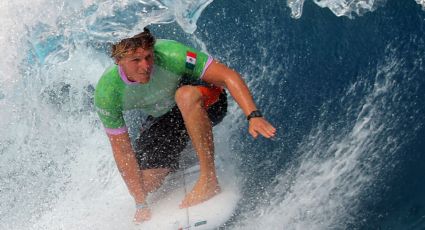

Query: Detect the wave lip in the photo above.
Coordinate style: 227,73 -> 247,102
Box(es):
288,0 -> 305,19
162,0 -> 214,34
287,0 -> 386,19
313,0 -> 386,18
416,0 -> 425,10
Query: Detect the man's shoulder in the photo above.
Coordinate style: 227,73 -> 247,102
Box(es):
154,39 -> 183,49
100,65 -> 119,80
96,65 -> 122,91
153,39 -> 210,79
94,65 -> 124,108
154,39 -> 188,59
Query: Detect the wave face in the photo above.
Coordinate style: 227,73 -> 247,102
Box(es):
1,0 -> 425,229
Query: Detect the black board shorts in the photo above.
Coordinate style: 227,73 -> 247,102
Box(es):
134,90 -> 227,171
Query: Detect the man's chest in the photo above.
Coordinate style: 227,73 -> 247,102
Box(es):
122,67 -> 181,110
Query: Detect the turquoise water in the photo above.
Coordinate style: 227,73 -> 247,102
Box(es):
1,0 -> 425,229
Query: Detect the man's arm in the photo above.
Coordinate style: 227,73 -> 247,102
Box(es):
107,132 -> 147,204
202,60 -> 276,138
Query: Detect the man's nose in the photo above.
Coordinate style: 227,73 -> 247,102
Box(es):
138,59 -> 151,69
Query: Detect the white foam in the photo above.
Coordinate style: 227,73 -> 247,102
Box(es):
286,0 -> 387,19
0,1 -> 231,229
313,0 -> 384,18
416,0 -> 425,10
287,0 -> 306,19
233,45 -> 409,229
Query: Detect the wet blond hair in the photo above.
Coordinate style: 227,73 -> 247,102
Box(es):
111,27 -> 156,60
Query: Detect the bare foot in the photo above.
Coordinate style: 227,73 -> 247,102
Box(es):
179,176 -> 221,208
133,208 -> 151,224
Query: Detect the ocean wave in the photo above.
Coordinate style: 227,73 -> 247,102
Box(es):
287,0 -> 306,19
313,0 -> 385,18
416,0 -> 425,10
287,0 -> 386,19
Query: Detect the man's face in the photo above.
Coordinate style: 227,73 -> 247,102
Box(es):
117,47 -> 154,84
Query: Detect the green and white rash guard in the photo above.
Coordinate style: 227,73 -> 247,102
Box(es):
94,39 -> 213,135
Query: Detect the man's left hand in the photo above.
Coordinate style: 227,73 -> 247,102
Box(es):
248,118 -> 276,139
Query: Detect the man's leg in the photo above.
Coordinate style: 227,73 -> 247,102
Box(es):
133,110 -> 187,222
175,85 -> 221,208
133,168 -> 170,223
140,168 -> 171,193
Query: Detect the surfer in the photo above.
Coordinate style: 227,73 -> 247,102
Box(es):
94,28 -> 276,223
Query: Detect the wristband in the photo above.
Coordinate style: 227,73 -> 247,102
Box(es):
136,202 -> 148,210
247,110 -> 263,120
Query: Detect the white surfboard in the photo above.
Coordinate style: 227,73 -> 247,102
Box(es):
138,152 -> 240,230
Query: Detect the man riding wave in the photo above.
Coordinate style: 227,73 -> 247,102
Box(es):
94,28 -> 276,223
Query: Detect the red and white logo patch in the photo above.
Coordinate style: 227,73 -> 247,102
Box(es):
186,51 -> 197,70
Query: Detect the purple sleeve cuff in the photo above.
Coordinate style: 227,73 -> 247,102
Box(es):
104,126 -> 128,135
200,56 -> 213,79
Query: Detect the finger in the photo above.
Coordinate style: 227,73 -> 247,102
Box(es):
260,129 -> 274,138
266,126 -> 277,136
262,122 -> 276,136
262,126 -> 276,138
253,122 -> 274,137
262,121 -> 276,132
250,119 -> 276,138
249,127 -> 258,138
250,125 -> 265,138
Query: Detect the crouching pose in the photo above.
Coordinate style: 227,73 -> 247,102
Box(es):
94,28 -> 276,223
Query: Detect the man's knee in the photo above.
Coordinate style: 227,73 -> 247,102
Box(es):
175,86 -> 203,111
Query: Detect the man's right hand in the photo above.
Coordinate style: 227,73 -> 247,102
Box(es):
134,207 -> 151,224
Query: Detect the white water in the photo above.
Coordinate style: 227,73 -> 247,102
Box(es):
1,0 -> 421,229
416,0 -> 425,10
0,1 -> 235,229
233,44 -> 415,229
288,0 -> 425,19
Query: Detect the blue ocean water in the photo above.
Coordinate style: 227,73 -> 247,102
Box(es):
1,0 -> 424,229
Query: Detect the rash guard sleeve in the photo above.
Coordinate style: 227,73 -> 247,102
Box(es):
94,66 -> 127,134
